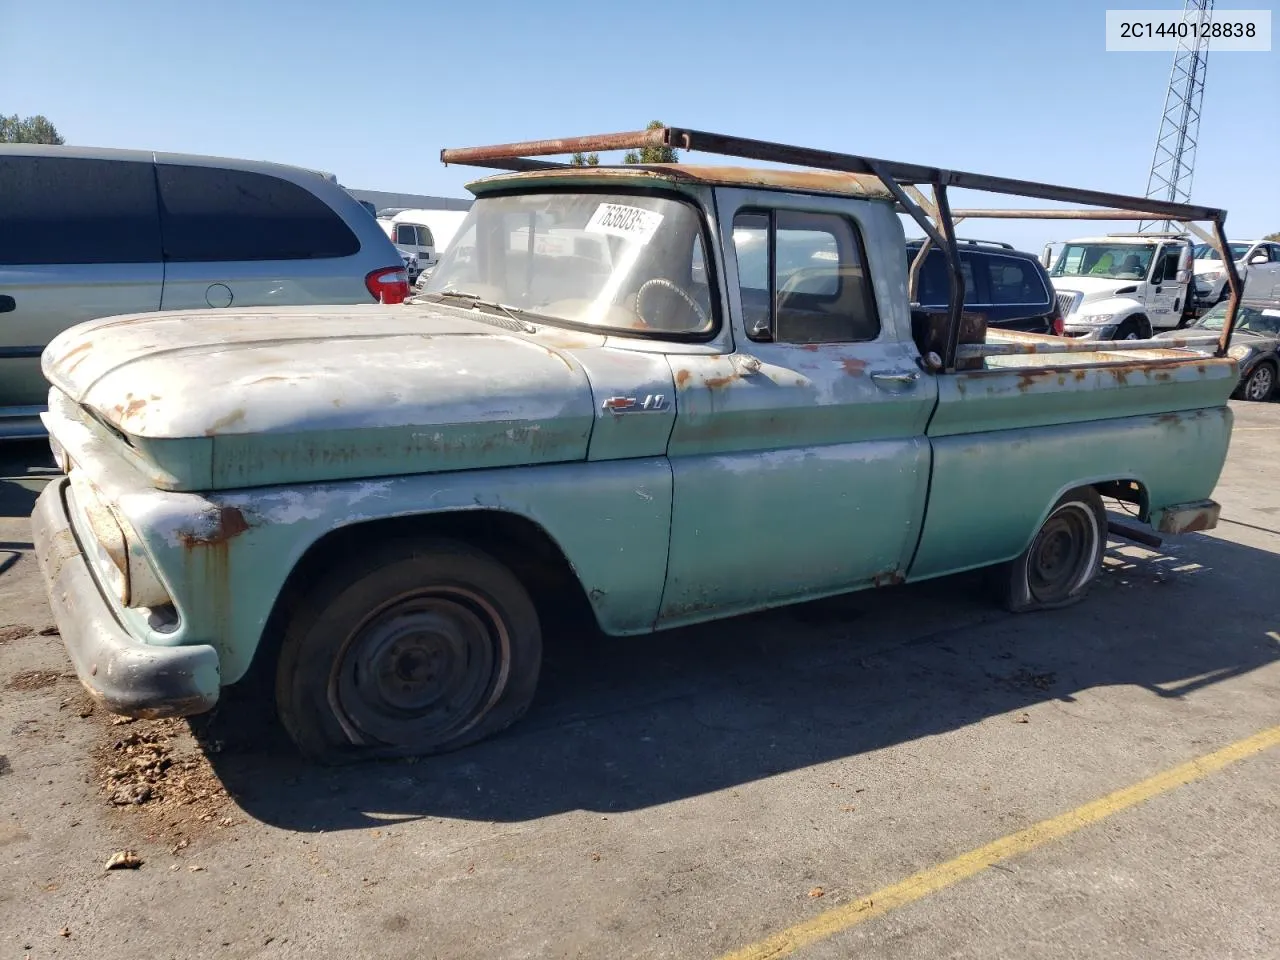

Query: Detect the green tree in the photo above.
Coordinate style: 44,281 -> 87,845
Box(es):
1265,231 -> 1280,242
570,152 -> 600,166
0,114 -> 64,145
623,120 -> 678,165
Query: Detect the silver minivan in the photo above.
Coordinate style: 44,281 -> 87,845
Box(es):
0,145 -> 410,438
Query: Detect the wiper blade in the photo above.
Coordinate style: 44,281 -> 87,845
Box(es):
425,290 -> 541,331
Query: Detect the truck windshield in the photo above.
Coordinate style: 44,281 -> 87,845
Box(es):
422,192 -> 714,336
1051,244 -> 1154,281
1192,243 -> 1251,262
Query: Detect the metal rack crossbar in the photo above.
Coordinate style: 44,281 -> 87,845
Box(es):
440,126 -> 1243,368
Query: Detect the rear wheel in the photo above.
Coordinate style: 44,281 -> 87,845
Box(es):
275,539 -> 542,764
993,487 -> 1107,613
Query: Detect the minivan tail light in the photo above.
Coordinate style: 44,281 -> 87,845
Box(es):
365,266 -> 409,304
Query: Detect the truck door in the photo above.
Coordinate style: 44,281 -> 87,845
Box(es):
658,189 -> 938,627
1147,244 -> 1186,329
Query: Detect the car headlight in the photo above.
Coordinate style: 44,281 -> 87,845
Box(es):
1199,271 -> 1223,283
1227,344 -> 1256,362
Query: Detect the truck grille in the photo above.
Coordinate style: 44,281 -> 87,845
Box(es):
1055,291 -> 1082,317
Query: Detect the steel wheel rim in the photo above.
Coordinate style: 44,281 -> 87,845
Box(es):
1247,366 -> 1273,400
332,587 -> 510,747
1027,501 -> 1100,605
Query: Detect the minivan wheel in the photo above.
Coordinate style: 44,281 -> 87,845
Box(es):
276,539 -> 542,764
992,487 -> 1107,613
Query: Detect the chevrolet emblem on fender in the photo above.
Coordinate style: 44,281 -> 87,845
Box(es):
602,394 -> 669,413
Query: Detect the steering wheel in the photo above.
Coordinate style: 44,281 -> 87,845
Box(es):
634,277 -> 708,331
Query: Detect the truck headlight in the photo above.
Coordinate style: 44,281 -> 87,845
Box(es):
68,472 -> 171,609
1078,313 -> 1115,325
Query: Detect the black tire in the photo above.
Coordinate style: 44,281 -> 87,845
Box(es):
1234,362 -> 1276,403
1115,317 -> 1149,341
275,538 -> 542,764
992,487 -> 1107,613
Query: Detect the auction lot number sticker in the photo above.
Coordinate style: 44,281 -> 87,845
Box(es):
1106,9 -> 1271,50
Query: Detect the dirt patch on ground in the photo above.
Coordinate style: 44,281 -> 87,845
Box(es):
0,624 -> 34,644
93,717 -> 236,851
6,669 -> 63,691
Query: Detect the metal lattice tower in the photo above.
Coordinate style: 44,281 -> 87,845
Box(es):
1140,0 -> 1213,232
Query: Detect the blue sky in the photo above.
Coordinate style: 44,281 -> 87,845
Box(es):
2,0 -> 1276,251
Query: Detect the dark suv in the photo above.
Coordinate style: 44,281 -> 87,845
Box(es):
905,239 -> 1065,335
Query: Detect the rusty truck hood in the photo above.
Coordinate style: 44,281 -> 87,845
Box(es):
42,304 -> 596,491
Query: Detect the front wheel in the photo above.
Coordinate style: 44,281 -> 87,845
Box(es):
1235,363 -> 1276,402
275,539 -> 542,764
992,487 -> 1107,613
1114,317 -> 1148,341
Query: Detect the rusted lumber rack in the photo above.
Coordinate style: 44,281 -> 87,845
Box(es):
441,127 -> 1243,372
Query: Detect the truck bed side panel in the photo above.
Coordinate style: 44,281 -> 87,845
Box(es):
928,354 -> 1239,437
909,405 -> 1232,581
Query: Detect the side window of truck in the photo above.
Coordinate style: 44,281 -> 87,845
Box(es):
734,209 -> 880,344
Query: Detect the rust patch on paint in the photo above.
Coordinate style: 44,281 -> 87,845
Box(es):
801,344 -> 821,353
872,569 -> 905,588
841,358 -> 867,377
704,374 -> 737,390
179,507 -> 251,550
205,409 -> 246,435
60,340 -> 93,375
675,369 -> 692,387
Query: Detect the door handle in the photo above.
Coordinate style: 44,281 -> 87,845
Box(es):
871,370 -> 921,386
0,295 -> 14,314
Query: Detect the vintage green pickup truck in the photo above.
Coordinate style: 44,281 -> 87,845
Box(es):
32,128 -> 1246,762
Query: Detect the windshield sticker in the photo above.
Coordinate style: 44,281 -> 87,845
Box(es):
1263,309 -> 1280,318
585,203 -> 665,245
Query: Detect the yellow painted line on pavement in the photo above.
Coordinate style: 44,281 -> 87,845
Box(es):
719,724 -> 1280,960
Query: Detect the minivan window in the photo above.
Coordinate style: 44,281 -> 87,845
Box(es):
910,248 -> 980,307
986,258 -> 1048,305
0,156 -> 161,265
156,165 -> 360,262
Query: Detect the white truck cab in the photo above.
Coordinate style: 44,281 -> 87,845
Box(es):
1042,233 -> 1193,339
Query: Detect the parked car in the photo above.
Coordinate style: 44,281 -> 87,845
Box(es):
0,145 -> 410,439
1158,297 -> 1280,401
1192,239 -> 1280,308
379,209 -> 470,282
31,140 -> 1239,763
1048,233 -> 1194,339
905,239 -> 1064,335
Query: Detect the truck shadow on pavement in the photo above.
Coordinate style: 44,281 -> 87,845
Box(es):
202,526 -> 1280,831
